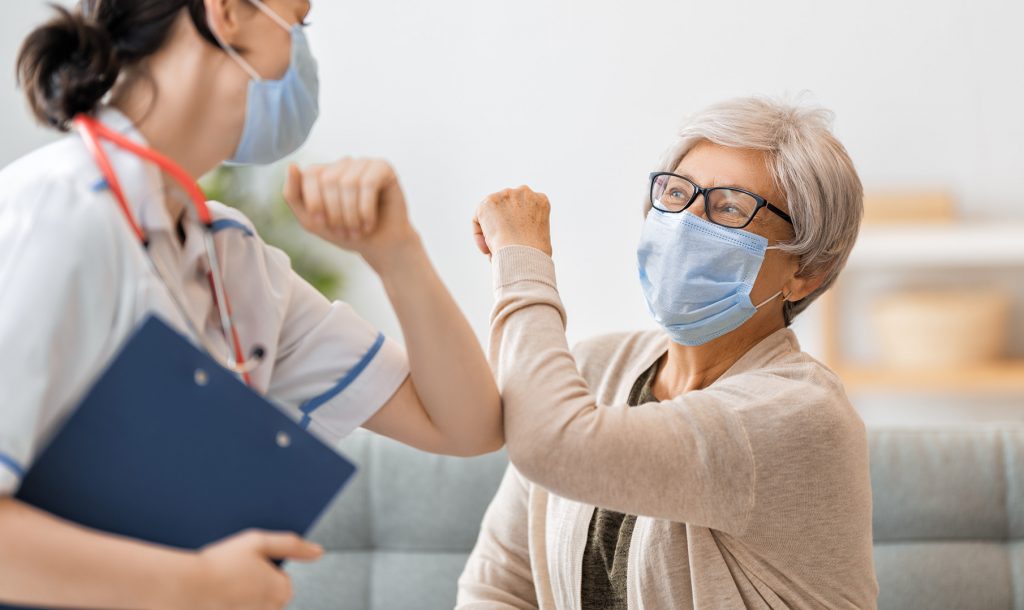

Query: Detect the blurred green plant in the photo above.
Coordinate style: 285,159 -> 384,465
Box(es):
201,165 -> 344,298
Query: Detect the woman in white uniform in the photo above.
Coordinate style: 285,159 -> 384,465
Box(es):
0,1 -> 501,609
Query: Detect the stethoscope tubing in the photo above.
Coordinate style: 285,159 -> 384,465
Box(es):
73,114 -> 265,384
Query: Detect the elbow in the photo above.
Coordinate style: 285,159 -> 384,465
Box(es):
0,496 -> 18,545
502,396 -> 588,487
442,411 -> 505,458
450,435 -> 505,458
444,433 -> 504,458
478,422 -> 506,455
504,428 -> 549,485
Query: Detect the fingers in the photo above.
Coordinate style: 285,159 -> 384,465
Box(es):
301,165 -> 327,225
319,164 -> 345,229
283,163 -> 306,221
283,163 -> 303,207
472,216 -> 491,256
269,573 -> 295,610
472,185 -> 553,257
358,161 -> 394,234
337,159 -> 371,238
289,158 -> 397,241
253,531 -> 324,562
259,570 -> 294,610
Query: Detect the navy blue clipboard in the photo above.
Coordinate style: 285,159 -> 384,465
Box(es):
3,316 -> 356,610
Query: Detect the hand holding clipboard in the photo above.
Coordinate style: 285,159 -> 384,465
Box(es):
2,316 -> 357,610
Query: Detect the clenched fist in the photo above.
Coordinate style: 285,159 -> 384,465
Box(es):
472,186 -> 553,258
284,158 -> 418,269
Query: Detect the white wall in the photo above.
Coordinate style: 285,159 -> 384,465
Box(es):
0,4 -> 65,162
311,0 -> 1024,353
3,0 -> 1023,364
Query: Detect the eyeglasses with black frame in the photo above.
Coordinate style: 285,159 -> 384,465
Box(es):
648,172 -> 793,229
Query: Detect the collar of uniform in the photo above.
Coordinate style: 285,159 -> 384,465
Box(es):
94,106 -> 175,237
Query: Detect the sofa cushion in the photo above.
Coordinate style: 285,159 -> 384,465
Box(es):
874,541 -> 1020,610
287,426 -> 1024,610
288,551 -> 473,610
286,430 -> 507,610
870,428 -> 1024,542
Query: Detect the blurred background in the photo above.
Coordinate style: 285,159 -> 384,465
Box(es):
2,0 -> 1022,427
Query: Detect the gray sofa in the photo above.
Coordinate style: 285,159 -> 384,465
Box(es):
286,430 -> 507,610
871,428 -> 1023,610
287,427 -> 1024,610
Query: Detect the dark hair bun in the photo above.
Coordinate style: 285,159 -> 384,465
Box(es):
17,5 -> 121,131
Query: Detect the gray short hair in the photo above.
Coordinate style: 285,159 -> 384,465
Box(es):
651,96 -> 863,324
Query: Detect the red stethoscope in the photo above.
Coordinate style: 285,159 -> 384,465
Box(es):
74,114 -> 265,385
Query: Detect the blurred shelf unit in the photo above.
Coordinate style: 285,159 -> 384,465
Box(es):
835,361 -> 1024,393
845,223 -> 1024,270
822,221 -> 1024,394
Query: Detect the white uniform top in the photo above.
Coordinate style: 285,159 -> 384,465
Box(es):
0,108 -> 410,496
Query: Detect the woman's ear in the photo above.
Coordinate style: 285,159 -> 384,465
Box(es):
783,268 -> 828,302
203,0 -> 245,45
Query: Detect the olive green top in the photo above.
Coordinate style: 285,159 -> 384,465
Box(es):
580,360 -> 659,610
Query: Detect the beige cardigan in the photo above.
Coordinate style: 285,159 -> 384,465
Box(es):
457,246 -> 878,610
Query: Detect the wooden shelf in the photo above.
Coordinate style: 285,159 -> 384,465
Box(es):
847,222 -> 1024,270
821,221 -> 1024,395
835,360 -> 1024,393
823,222 -> 1024,393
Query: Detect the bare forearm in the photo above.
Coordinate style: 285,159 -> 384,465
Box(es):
370,235 -> 503,455
282,159 -> 501,454
0,498 -> 196,610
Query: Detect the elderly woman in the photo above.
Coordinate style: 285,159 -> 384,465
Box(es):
458,97 -> 877,609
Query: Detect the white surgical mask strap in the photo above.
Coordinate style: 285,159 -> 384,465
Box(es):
754,289 -> 787,310
248,0 -> 295,32
208,0 -> 295,82
208,21 -> 263,81
753,244 -> 791,309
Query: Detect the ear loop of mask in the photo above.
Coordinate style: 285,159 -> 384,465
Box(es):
754,290 -> 786,310
207,0 -> 295,82
752,244 -> 793,310
248,0 -> 294,30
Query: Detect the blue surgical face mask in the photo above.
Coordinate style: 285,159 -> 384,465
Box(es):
637,210 -> 785,347
212,0 -> 320,165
